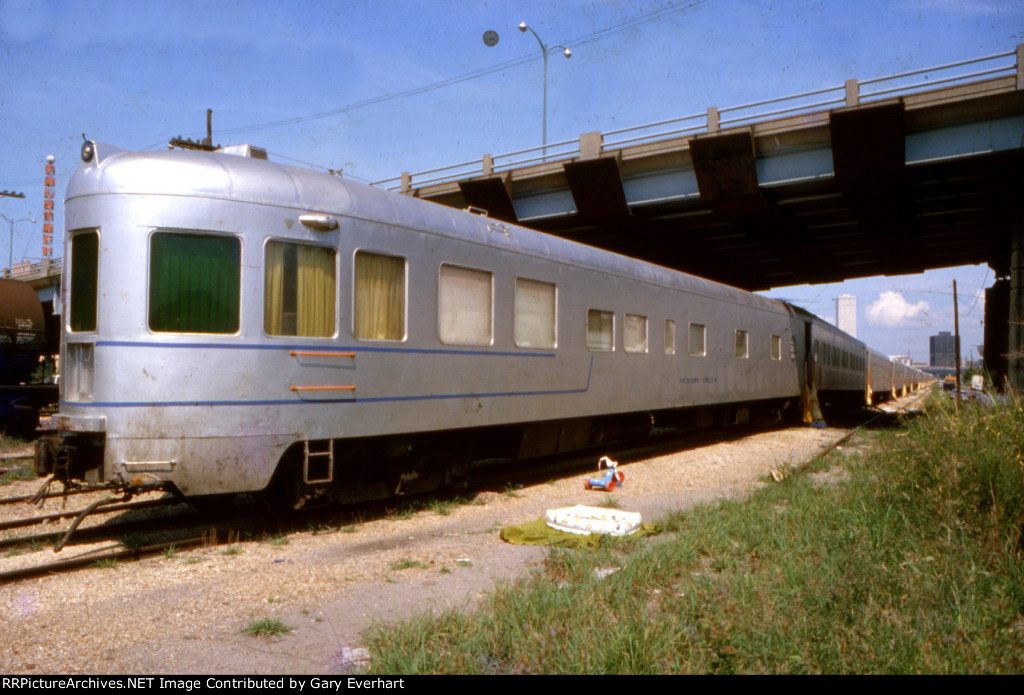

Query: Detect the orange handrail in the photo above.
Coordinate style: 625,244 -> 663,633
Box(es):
290,385 -> 357,392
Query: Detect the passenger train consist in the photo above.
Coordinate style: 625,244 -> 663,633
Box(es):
35,141 -> 930,505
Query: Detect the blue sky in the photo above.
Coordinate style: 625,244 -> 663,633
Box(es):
2,0 -> 1021,364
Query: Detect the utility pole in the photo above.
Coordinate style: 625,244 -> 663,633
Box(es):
954,280 -> 962,404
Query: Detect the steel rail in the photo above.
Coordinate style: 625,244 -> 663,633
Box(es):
0,537 -> 206,583
0,497 -> 173,532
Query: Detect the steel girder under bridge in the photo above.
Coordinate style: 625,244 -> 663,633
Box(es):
380,47 -> 1024,388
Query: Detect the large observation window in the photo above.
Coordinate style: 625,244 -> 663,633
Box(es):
69,230 -> 98,332
149,232 -> 240,334
354,251 -> 405,341
265,241 -> 336,337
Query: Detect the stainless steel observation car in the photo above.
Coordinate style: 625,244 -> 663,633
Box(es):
36,141 -> 929,505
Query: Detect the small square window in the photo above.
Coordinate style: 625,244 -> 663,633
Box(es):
439,264 -> 492,346
735,330 -> 749,359
515,278 -> 557,349
688,323 -> 706,357
587,309 -> 614,351
624,314 -> 648,353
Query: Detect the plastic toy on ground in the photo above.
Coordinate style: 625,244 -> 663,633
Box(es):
584,455 -> 624,491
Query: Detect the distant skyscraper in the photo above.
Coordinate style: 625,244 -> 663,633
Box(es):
836,294 -> 856,337
930,331 -> 958,368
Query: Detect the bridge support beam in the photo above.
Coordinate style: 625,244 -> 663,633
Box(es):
985,278 -> 1009,390
1009,222 -> 1024,392
457,175 -> 518,224
564,156 -> 628,219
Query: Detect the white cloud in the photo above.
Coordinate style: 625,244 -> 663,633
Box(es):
866,291 -> 930,327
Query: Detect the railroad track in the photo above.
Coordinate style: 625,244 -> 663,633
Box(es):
0,498 -> 267,583
0,400 -> 924,585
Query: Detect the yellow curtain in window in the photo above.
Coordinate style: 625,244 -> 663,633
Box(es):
296,245 -> 335,337
355,252 -> 404,340
264,243 -> 286,335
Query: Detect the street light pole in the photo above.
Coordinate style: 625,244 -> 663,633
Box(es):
0,213 -> 36,274
517,22 -> 571,160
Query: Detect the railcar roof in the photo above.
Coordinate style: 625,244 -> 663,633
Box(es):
70,143 -> 788,313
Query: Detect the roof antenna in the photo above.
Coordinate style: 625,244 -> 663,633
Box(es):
203,109 -> 213,148
169,109 -> 220,151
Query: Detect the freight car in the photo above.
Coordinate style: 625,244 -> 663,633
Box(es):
0,278 -> 57,438
35,141 -> 929,506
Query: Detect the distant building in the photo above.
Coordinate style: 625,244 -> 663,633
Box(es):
930,331 -> 958,368
836,294 -> 856,337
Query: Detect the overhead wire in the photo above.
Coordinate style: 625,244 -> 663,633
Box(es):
175,0 -> 714,143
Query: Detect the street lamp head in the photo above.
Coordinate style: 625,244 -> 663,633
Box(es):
563,47 -> 572,58
518,21 -> 528,32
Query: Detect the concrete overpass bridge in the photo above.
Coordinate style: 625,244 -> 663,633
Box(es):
376,46 -> 1024,389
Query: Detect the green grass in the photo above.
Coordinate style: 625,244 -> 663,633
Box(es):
389,557 -> 428,571
386,494 -> 477,520
366,393 -> 1024,674
242,617 -> 292,638
386,503 -> 418,520
0,460 -> 35,486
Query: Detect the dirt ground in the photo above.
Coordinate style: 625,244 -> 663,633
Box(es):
0,395 -> 923,675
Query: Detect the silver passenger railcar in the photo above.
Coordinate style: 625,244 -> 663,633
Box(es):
36,142 -> 921,505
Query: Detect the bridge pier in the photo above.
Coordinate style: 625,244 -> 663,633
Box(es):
1009,222 -> 1024,393
985,278 -> 1008,390
985,222 -> 1024,394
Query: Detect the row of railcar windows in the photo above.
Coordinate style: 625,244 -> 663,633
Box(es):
814,340 -> 865,371
68,230 -> 786,364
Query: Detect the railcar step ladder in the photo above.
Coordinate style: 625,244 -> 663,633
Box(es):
304,439 -> 334,484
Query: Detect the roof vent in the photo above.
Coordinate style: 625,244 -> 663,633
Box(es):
218,144 -> 268,160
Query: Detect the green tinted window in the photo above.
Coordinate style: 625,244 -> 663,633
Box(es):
149,232 -> 240,333
69,231 -> 99,332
